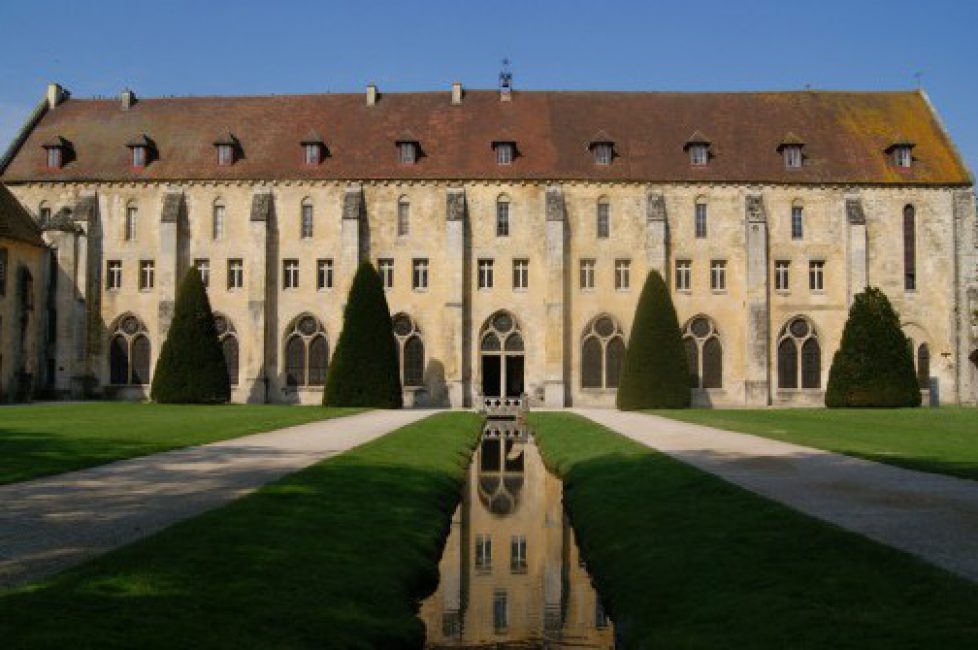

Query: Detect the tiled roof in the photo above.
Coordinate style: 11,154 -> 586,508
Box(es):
0,89 -> 971,185
0,183 -> 45,247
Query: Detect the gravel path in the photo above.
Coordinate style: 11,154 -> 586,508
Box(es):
0,409 -> 436,588
575,408 -> 978,584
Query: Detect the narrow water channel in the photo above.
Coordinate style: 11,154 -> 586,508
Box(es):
420,419 -> 615,648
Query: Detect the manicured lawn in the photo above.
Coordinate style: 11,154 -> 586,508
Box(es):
0,403 -> 364,484
530,412 -> 978,649
650,407 -> 978,481
0,411 -> 481,649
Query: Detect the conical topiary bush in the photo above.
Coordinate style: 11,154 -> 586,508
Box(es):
323,261 -> 403,408
150,268 -> 230,404
825,286 -> 921,407
616,270 -> 690,410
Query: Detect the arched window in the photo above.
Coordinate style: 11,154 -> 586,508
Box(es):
109,314 -> 151,385
214,314 -> 239,386
683,316 -> 722,389
38,201 -> 51,224
596,197 -> 610,238
694,197 -> 708,238
212,200 -> 226,241
580,315 -> 626,389
125,201 -> 138,241
283,314 -> 328,387
480,310 -> 525,398
916,343 -> 930,389
903,204 -> 916,291
397,196 -> 410,237
777,317 -> 821,389
392,313 -> 425,387
496,194 -> 511,237
300,198 -> 314,239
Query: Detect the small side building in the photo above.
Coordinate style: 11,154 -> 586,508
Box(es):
0,183 -> 47,401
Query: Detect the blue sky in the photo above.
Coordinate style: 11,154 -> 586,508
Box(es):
1,0 -> 975,174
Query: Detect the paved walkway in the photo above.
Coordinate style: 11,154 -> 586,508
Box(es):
0,409 -> 435,588
574,409 -> 978,584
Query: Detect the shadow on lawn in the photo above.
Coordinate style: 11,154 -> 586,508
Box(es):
1,458 -> 465,649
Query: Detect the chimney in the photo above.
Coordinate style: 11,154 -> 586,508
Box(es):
366,83 -> 378,106
46,83 -> 67,109
451,81 -> 463,105
120,88 -> 136,110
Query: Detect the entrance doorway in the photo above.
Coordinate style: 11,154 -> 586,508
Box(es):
480,311 -> 525,398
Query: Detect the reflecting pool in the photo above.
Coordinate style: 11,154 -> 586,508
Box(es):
419,419 -> 615,648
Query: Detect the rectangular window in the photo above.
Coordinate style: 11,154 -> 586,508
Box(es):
894,146 -> 912,168
397,201 -> 410,237
139,260 -> 155,291
212,204 -> 226,240
510,535 -> 527,573
227,258 -> 244,290
125,206 -> 137,241
47,147 -> 62,169
378,258 -> 394,290
904,206 -> 916,291
512,258 -> 529,291
614,259 -> 630,291
579,259 -> 595,290
132,146 -> 147,168
690,144 -> 708,166
596,201 -> 610,238
675,259 -> 691,291
39,206 -> 51,223
496,201 -> 510,237
784,146 -> 802,169
774,260 -> 790,291
475,534 -> 492,571
106,260 -> 122,291
398,142 -> 416,165
493,591 -> 508,632
283,258 -> 300,289
412,258 -> 429,291
478,259 -> 494,290
303,144 -> 320,165
710,260 -> 726,291
593,142 -> 613,165
495,143 -> 514,165
791,206 -> 804,240
317,258 -> 333,290
695,203 -> 708,238
194,258 -> 210,288
809,260 -> 825,292
301,203 -> 313,239
217,144 -> 234,166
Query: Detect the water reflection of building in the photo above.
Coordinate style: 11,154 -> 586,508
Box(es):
420,423 -> 614,648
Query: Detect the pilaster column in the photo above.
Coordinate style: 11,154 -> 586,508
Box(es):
645,190 -> 668,280
247,190 -> 272,403
73,193 -> 102,383
158,191 -> 185,339
953,189 -> 977,405
444,187 -> 467,407
544,185 -> 567,407
845,197 -> 868,306
341,184 -> 365,298
744,194 -> 770,406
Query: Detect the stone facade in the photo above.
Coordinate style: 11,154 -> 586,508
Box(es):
1,84 -> 975,407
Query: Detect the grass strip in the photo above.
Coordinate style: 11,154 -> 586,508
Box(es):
530,412 -> 978,649
0,411 -> 481,649
650,407 -> 978,481
0,403 -> 364,484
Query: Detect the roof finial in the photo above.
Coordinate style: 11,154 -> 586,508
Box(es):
499,58 -> 513,101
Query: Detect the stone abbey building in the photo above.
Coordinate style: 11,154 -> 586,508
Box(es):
0,81 -> 975,407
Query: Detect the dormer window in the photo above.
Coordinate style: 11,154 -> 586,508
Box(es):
888,142 -> 914,169
42,136 -> 70,169
397,141 -> 419,165
301,130 -> 326,165
684,132 -> 711,167
126,134 -> 153,169
776,134 -> 805,170
493,141 -> 516,165
592,142 -> 614,165
213,132 -> 238,166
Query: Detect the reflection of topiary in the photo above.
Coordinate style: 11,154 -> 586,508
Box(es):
616,271 -> 690,410
150,269 -> 230,404
323,261 -> 403,408
826,287 -> 920,408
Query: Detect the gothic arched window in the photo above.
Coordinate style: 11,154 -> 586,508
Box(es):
683,316 -> 722,389
284,314 -> 328,387
903,204 -> 916,291
580,315 -> 625,389
392,313 -> 424,387
214,314 -> 239,386
777,316 -> 821,389
109,314 -> 151,385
